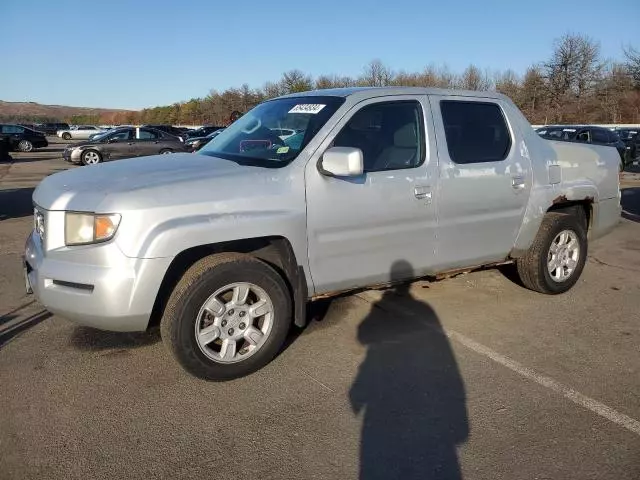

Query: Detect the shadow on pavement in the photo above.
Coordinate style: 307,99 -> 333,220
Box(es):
350,260 -> 468,480
0,310 -> 52,348
0,187 -> 35,221
621,187 -> 640,223
69,326 -> 161,351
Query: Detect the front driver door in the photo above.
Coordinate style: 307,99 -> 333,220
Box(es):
105,128 -> 135,160
305,96 -> 439,294
428,96 -> 532,270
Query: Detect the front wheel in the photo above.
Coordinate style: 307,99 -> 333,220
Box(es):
516,212 -> 587,294
62,132 -> 72,140
81,149 -> 102,165
18,140 -> 33,152
161,253 -> 292,381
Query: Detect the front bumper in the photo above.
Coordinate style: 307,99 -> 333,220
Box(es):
24,231 -> 173,332
62,148 -> 81,163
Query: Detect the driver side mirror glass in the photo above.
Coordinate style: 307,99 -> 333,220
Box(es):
319,147 -> 364,177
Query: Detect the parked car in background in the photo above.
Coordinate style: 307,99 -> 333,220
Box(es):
615,128 -> 639,162
88,127 -> 116,141
142,125 -> 187,141
185,129 -> 224,152
35,122 -> 70,135
27,87 -> 621,380
62,126 -> 187,165
537,125 -> 628,169
185,125 -> 225,139
0,124 -> 48,152
57,125 -> 106,140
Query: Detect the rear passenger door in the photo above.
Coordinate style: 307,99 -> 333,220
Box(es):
133,128 -> 162,156
429,96 -> 532,270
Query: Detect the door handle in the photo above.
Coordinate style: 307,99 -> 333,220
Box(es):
512,176 -> 525,189
414,186 -> 432,202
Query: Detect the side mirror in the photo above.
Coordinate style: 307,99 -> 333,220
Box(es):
319,147 -> 364,177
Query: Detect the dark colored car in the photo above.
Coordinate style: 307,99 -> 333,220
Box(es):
62,126 -> 187,165
142,124 -> 187,141
184,129 -> 225,152
615,128 -> 639,163
536,125 -> 629,169
0,124 -> 48,152
35,122 -> 70,135
185,125 -> 225,139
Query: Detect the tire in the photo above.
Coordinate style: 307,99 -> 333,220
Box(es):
516,211 -> 587,294
81,149 -> 102,165
159,149 -> 173,154
161,253 -> 292,381
18,140 -> 33,152
62,132 -> 72,140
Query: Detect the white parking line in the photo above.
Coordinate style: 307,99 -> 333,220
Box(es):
356,292 -> 640,437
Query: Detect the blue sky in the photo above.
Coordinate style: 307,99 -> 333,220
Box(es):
1,0 -> 638,110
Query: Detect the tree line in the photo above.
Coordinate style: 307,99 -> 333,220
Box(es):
7,34 -> 640,127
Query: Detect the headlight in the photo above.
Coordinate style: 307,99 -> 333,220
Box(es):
65,213 -> 121,246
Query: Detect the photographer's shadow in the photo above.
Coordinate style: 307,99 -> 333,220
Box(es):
350,260 -> 468,479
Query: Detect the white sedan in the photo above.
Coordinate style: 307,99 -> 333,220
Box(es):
57,125 -> 107,140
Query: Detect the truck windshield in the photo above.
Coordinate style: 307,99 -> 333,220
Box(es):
198,96 -> 345,167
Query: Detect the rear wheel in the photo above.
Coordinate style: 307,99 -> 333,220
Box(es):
81,149 -> 102,165
159,149 -> 173,154
161,253 -> 292,381
516,212 -> 587,294
62,132 -> 72,140
17,140 -> 33,152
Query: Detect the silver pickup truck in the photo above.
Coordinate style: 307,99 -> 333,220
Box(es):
24,87 -> 621,380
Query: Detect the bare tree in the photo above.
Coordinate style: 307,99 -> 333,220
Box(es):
543,33 -> 603,121
279,70 -> 313,94
623,45 -> 640,87
315,74 -> 357,89
459,65 -> 491,90
359,59 -> 393,87
520,66 -> 547,123
494,69 -> 521,102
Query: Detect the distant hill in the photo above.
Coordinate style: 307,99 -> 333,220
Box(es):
0,100 -> 135,123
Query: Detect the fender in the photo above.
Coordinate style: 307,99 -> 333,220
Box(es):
117,208 -> 315,294
512,180 -> 598,257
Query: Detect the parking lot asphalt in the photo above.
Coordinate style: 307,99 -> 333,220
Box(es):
1,141 -> 639,479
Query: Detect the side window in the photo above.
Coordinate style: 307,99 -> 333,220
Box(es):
547,130 -> 563,139
138,128 -> 159,140
2,125 -> 24,134
575,130 -> 590,142
440,101 -> 511,164
110,129 -> 133,141
333,101 -> 424,172
591,129 -> 609,144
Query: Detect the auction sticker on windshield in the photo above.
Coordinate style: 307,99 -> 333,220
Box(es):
288,104 -> 326,114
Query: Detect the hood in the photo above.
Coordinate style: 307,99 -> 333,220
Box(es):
33,153 -> 289,212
